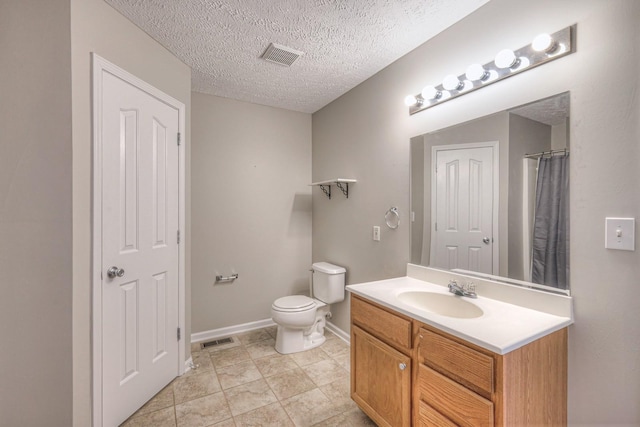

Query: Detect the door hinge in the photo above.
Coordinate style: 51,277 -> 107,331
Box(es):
435,222 -> 438,231
177,327 -> 181,341
177,132 -> 181,146
177,230 -> 180,244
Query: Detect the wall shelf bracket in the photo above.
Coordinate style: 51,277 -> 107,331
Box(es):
335,182 -> 349,198
319,184 -> 331,199
310,179 -> 357,200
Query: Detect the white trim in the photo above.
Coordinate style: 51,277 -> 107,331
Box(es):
429,141 -> 500,274
91,53 -> 186,427
191,319 -> 276,343
326,321 -> 350,344
91,53 -> 104,427
184,356 -> 194,373
522,157 -> 537,282
191,318 -> 350,346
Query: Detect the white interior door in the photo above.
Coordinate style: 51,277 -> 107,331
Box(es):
100,68 -> 180,426
431,145 -> 495,274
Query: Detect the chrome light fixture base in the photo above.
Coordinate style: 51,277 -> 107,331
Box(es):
408,25 -> 575,115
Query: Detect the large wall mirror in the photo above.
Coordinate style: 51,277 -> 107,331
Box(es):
410,92 -> 570,295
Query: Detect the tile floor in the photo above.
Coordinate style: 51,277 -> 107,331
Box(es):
121,326 -> 375,427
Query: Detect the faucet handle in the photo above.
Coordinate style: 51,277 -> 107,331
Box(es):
468,282 -> 476,293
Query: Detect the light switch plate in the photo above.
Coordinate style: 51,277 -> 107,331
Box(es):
605,217 -> 635,251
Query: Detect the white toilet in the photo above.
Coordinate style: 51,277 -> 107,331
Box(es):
271,262 -> 346,354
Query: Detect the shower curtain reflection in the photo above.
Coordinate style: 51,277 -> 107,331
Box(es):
531,153 -> 570,289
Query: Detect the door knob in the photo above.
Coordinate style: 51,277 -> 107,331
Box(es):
107,266 -> 125,278
482,237 -> 491,244
399,363 -> 407,371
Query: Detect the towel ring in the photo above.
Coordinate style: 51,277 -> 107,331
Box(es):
385,207 -> 400,229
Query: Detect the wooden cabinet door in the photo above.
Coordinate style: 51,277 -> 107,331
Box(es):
351,325 -> 411,427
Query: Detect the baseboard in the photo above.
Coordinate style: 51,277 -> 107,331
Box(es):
326,321 -> 350,344
191,318 -> 350,346
191,318 -> 276,344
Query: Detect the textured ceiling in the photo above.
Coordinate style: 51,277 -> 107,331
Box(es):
104,0 -> 489,113
509,92 -> 570,126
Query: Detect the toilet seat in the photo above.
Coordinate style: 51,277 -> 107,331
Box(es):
272,295 -> 315,312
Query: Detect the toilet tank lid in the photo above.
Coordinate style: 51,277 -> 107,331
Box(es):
312,262 -> 346,274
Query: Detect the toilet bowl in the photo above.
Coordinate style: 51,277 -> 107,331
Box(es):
271,296 -> 328,354
271,262 -> 346,354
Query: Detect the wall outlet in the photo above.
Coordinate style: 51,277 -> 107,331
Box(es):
373,226 -> 380,241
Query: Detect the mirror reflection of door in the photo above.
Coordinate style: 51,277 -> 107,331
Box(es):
430,142 -> 498,274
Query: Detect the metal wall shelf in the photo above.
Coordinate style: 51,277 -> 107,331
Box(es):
310,179 -> 356,199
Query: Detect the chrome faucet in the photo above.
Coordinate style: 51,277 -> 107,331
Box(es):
448,280 -> 477,299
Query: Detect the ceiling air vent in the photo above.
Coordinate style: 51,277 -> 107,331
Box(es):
261,43 -> 304,67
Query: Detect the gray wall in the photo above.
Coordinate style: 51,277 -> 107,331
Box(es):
552,118 -> 570,150
0,1 -> 72,425
191,93 -> 312,332
507,114 -> 550,280
409,136 -> 424,264
312,0 -> 640,424
70,0 -> 192,424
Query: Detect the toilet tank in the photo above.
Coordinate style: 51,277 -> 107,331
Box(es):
312,262 -> 346,304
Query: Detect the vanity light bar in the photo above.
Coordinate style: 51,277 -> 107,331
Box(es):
406,25 -> 576,115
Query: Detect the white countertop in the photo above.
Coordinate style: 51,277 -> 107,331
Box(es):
347,276 -> 573,355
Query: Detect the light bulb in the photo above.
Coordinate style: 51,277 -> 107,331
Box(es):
421,85 -> 441,100
404,94 -> 418,107
495,49 -> 519,69
532,33 -> 556,53
465,63 -> 489,81
442,74 -> 463,91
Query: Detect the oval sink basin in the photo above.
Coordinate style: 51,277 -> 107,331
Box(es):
397,291 -> 484,319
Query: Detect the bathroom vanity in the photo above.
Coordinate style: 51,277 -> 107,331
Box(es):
348,265 -> 572,427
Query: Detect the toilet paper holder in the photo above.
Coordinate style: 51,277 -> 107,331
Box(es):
215,273 -> 239,283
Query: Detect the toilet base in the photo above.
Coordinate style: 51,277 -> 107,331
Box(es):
274,306 -> 329,354
275,328 -> 326,354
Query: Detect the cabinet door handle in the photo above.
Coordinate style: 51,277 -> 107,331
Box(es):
399,363 -> 407,371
